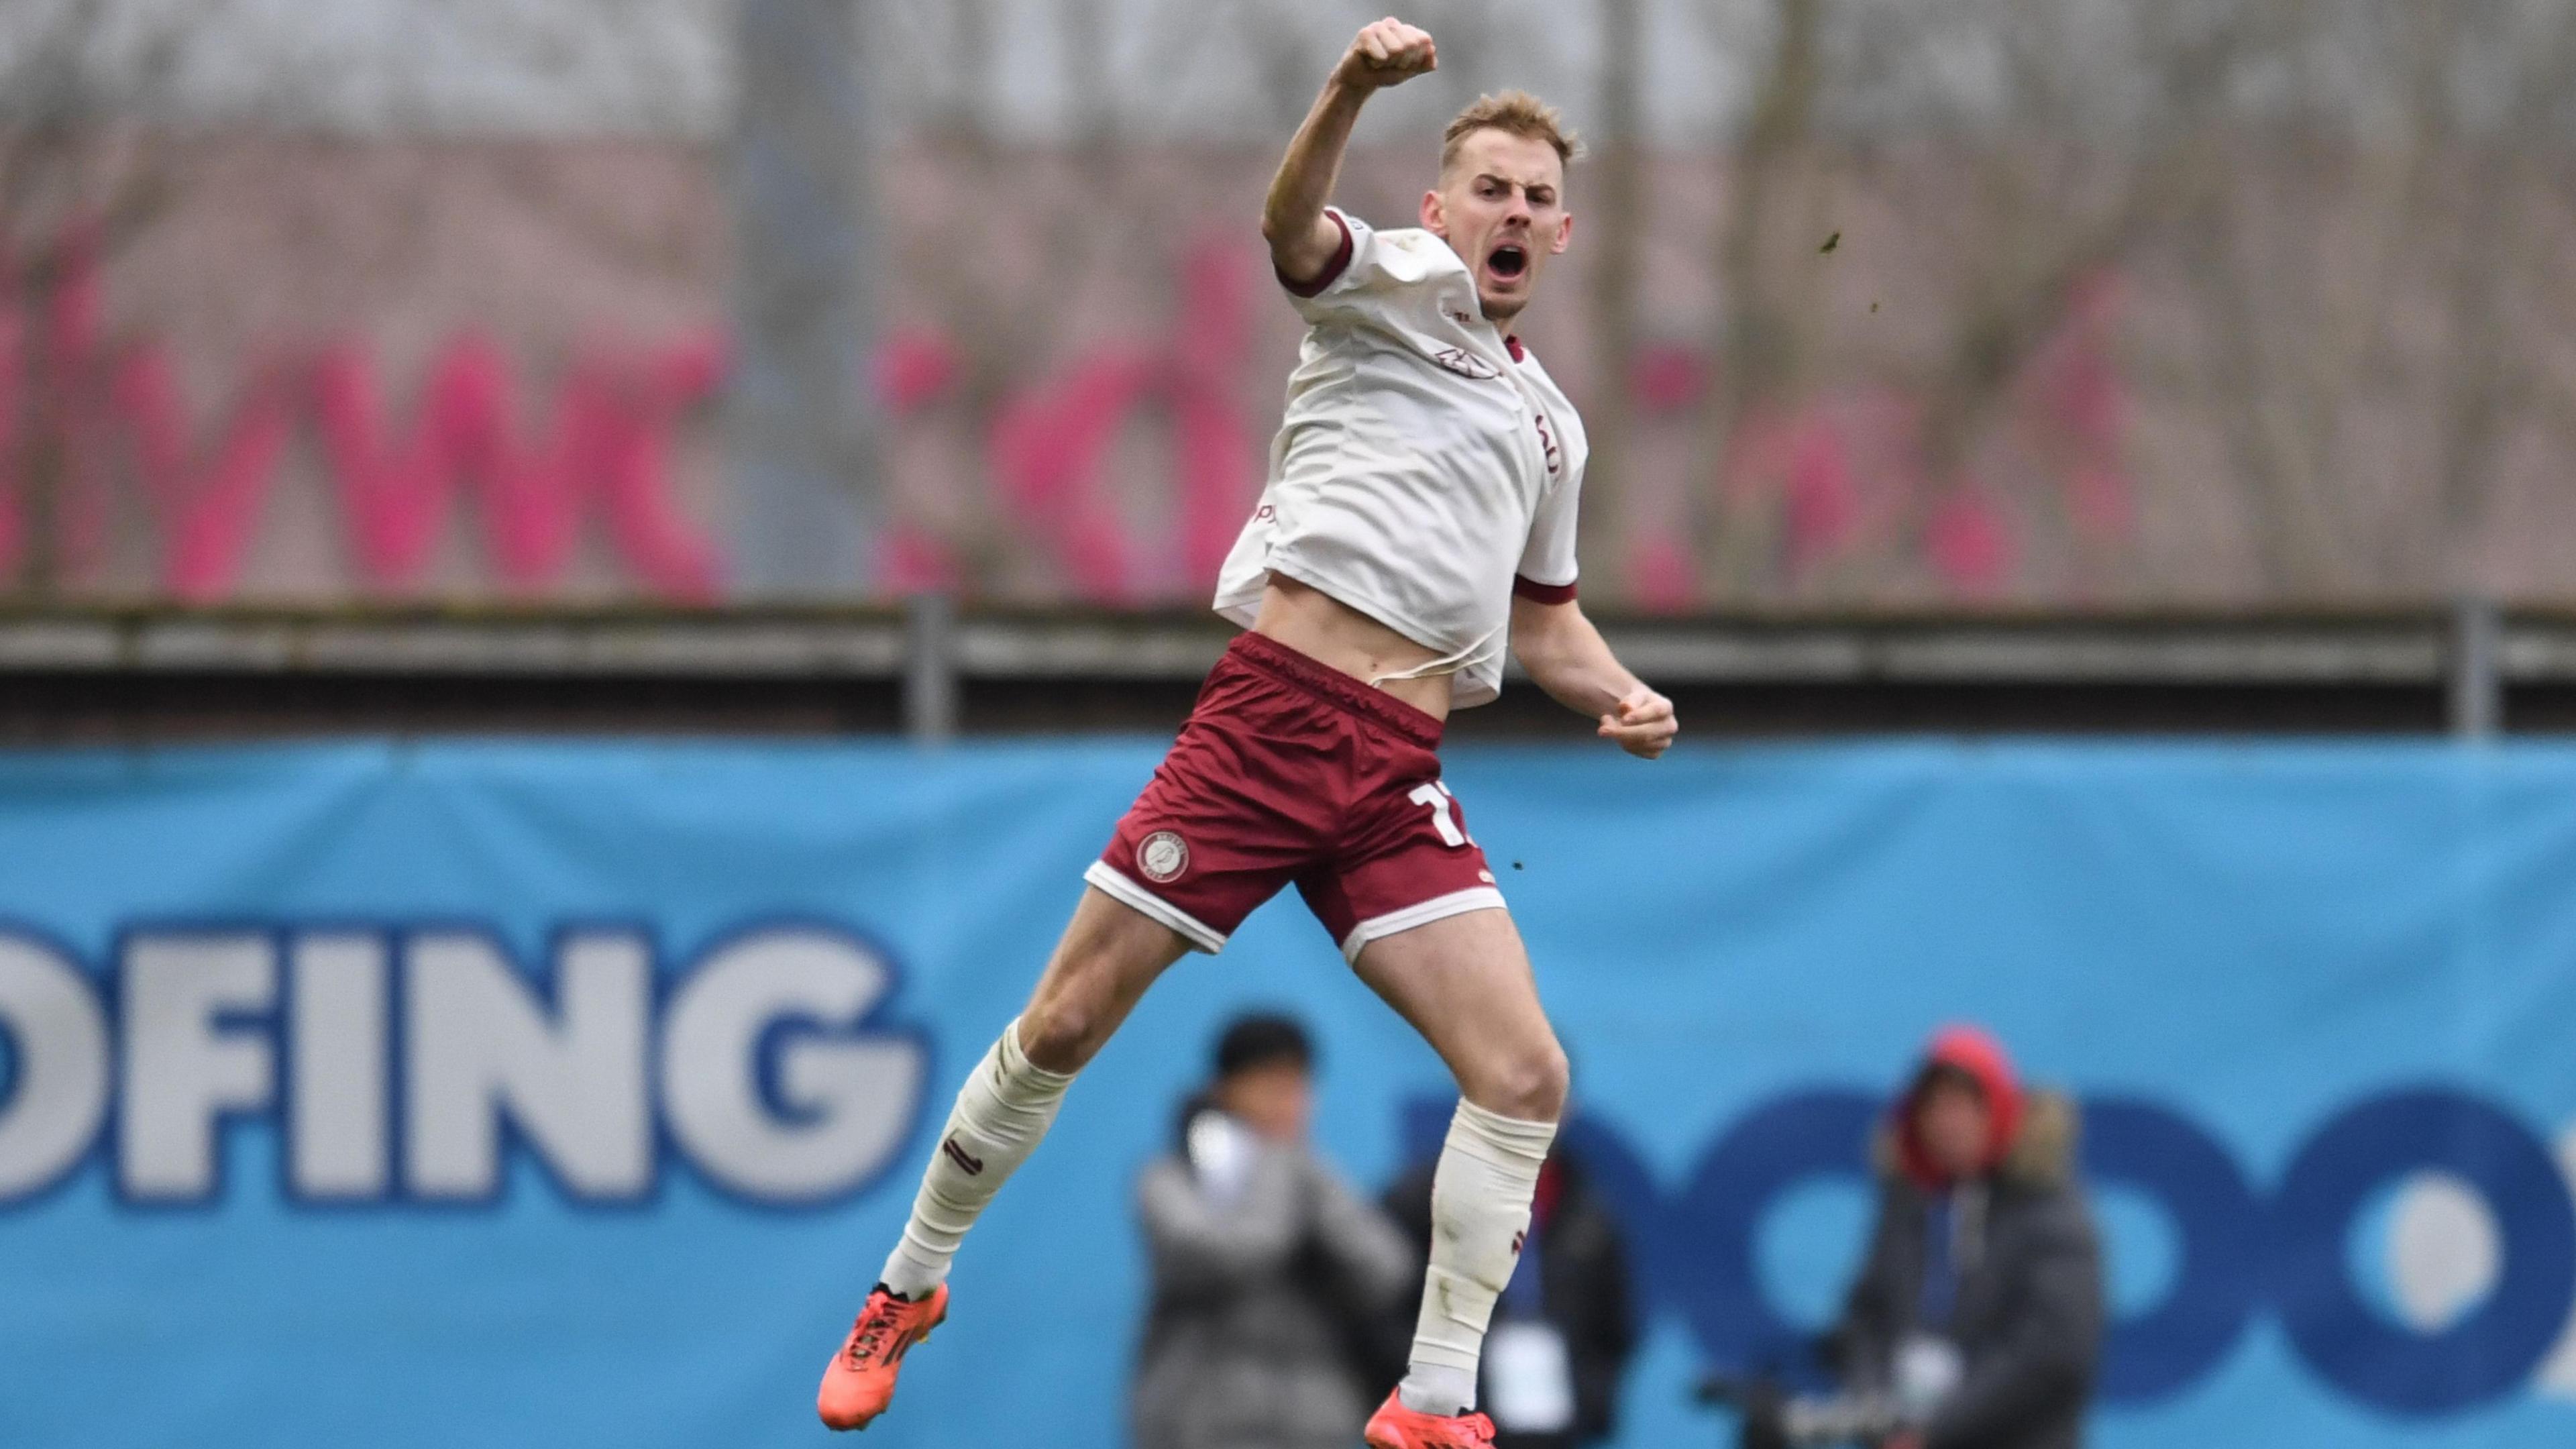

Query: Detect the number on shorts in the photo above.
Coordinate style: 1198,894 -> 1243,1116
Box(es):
1408,781 -> 1470,848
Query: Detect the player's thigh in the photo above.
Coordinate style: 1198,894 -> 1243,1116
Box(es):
1092,653 -> 1344,955
1348,906 -> 1567,1121
1018,885 -> 1193,1073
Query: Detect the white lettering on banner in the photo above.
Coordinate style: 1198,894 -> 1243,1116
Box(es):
120,933 -> 276,1201
405,931 -> 653,1201
0,934 -> 111,1199
288,934 -> 390,1200
0,920 -> 928,1210
663,928 -> 923,1202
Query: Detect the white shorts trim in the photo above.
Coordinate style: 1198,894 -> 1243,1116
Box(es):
1338,885 -> 1509,963
1083,861 -> 1229,954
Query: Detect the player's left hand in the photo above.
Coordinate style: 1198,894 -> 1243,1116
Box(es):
1599,686 -> 1676,759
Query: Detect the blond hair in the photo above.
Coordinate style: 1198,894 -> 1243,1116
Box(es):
1440,91 -> 1583,174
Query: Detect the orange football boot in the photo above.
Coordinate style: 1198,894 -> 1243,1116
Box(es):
1364,1390 -> 1498,1449
816,1283 -> 949,1431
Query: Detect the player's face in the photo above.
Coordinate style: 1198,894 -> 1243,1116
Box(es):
1214,1061 -> 1313,1144
1422,129 -> 1573,325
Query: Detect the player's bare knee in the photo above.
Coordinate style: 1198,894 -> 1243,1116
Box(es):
1016,983 -> 1099,1074
1529,1039 -> 1572,1118
1477,1038 -> 1569,1122
1015,993 -> 1098,1073
1021,938 -> 1136,1070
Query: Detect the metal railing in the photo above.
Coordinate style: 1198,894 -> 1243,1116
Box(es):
0,596 -> 2551,741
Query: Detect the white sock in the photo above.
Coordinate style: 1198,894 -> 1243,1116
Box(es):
879,1018 -> 1076,1298
1397,1098 -> 1558,1417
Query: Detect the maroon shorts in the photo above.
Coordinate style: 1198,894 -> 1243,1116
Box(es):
1087,631 -> 1505,959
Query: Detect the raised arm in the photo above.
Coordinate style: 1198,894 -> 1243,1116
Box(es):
1511,594 -> 1678,759
1262,17 -> 1438,285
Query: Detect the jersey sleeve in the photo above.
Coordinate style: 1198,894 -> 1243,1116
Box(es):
1513,464 -> 1582,604
1277,208 -> 1446,325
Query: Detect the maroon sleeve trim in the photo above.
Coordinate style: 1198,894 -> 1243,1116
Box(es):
1277,209 -> 1355,299
1513,575 -> 1578,604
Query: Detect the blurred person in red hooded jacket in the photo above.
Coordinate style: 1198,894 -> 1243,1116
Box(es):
1830,1027 -> 2104,1449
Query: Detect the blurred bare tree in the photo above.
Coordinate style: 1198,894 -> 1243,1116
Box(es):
1686,0 -> 2576,606
1696,0 -> 1829,598
871,0 -> 1534,596
1,0 -> 732,603
1581,0 -> 1647,588
15,0 -> 2576,608
873,0 -> 1083,591
0,0 -> 195,594
1693,0 -> 2248,601
2159,0 -> 2576,598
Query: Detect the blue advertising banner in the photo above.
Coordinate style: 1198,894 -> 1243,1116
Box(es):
2,739 -> 2574,1448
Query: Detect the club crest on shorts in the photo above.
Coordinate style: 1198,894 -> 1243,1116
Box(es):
1137,830 -> 1190,882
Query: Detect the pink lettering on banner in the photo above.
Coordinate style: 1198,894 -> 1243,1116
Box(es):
873,325 -> 963,594
0,229 -> 726,601
1926,494 -> 2015,593
313,332 -> 725,598
873,327 -> 959,415
1620,291 -> 2132,606
23,229 -> 303,602
1781,417 -> 1858,568
989,356 -> 1158,598
18,230 -> 120,583
111,349 -> 298,602
888,237 -> 1260,600
1167,244 -> 1263,587
2031,272 -> 2131,543
0,292 -> 23,575
3,223 -> 2133,608
1629,535 -> 1700,612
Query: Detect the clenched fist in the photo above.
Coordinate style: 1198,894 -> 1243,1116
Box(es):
1598,686 -> 1678,759
1333,17 -> 1436,91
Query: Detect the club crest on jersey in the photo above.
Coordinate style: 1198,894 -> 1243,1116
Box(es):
1138,830 -> 1191,882
1430,346 -> 1501,380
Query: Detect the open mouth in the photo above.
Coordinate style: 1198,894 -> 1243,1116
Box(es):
1487,243 -> 1528,281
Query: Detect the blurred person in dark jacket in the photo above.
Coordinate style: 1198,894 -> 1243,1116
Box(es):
1832,1026 -> 2104,1449
1133,1014 -> 1420,1449
1385,1127 -> 1639,1448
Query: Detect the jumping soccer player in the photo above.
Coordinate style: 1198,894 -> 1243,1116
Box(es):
818,17 -> 1676,1447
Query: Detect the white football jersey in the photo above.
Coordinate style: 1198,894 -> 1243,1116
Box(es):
1212,208 -> 1587,708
